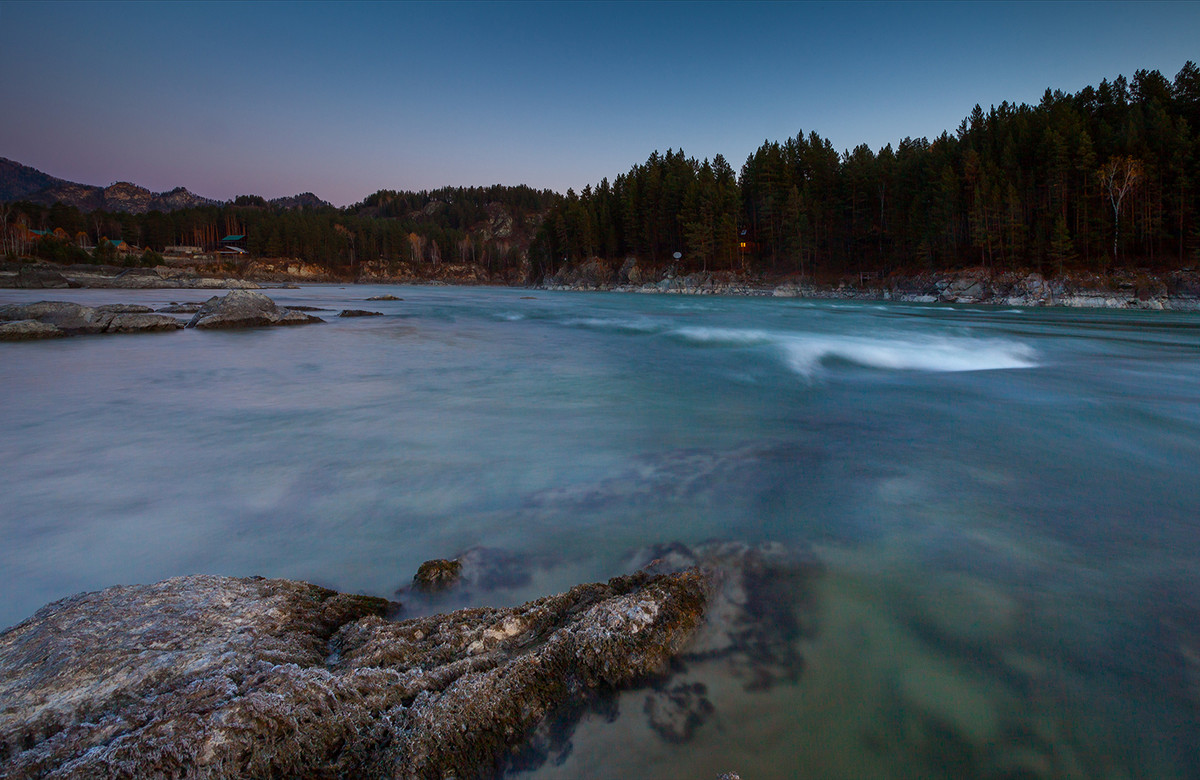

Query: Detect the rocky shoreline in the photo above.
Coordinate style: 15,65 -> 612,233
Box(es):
540,259 -> 1200,310
0,542 -> 808,779
6,257 -> 1200,311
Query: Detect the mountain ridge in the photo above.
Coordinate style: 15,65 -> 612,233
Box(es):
0,158 -> 332,213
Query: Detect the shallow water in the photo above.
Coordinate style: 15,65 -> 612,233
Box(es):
2,285 -> 1198,778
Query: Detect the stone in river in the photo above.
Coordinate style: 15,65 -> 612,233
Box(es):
104,312 -> 183,333
185,289 -> 324,329
0,301 -> 108,334
412,558 -> 463,592
0,319 -> 66,340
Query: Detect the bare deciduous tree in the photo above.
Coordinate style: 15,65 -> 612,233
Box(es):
1099,156 -> 1142,262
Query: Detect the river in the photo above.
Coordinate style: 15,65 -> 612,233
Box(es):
2,284 -> 1198,778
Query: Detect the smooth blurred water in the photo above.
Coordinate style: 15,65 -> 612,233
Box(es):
2,285 -> 1198,778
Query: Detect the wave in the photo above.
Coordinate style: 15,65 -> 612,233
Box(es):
563,317 -> 665,334
672,327 -> 1037,376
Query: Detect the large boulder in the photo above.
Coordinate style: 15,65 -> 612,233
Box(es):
0,569 -> 708,778
186,290 -> 324,329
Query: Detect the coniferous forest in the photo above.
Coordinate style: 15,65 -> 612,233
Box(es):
532,63 -> 1200,280
5,63 -> 1200,283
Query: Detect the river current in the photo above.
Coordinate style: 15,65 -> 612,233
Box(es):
2,285 -> 1198,778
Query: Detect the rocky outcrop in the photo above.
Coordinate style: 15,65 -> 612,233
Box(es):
0,569 -> 708,779
186,290 -> 324,329
0,301 -> 182,336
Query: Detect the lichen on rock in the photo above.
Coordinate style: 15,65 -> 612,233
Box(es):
0,568 -> 709,779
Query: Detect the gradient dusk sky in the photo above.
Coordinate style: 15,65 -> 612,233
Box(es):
2,1 -> 1197,206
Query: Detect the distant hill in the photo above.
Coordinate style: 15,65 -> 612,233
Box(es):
269,192 -> 333,210
0,158 -> 330,214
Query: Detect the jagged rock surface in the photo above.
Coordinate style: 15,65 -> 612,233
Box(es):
0,570 -> 708,779
186,290 -> 324,329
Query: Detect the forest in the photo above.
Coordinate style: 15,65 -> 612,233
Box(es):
4,62 -> 1199,283
533,62 -> 1200,280
1,185 -> 560,275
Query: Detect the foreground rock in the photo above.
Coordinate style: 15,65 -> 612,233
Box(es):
0,570 -> 708,778
0,301 -> 182,336
186,290 -> 324,329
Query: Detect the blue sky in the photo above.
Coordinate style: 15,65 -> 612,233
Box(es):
2,1 -> 1197,206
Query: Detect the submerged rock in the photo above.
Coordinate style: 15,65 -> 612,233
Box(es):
643,681 -> 715,743
365,294 -> 402,301
0,569 -> 708,779
185,290 -> 324,329
338,309 -> 383,317
631,540 -> 819,691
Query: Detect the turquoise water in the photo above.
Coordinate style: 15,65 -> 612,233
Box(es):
2,285 -> 1198,778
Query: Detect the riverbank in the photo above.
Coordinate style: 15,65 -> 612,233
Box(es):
539,260 -> 1200,310
6,256 -> 1200,310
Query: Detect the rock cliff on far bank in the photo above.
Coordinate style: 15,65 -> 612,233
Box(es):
0,570 -> 708,779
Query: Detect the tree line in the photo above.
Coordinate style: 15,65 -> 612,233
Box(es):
3,185 -> 560,276
6,63 -> 1199,281
533,62 -> 1200,279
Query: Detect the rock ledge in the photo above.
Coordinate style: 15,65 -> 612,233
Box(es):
0,570 -> 707,778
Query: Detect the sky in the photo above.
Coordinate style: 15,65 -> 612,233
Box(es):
1,0 -> 1198,207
